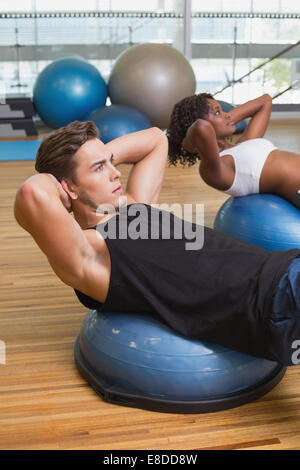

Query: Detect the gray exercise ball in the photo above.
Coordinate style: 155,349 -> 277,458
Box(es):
108,43 -> 196,129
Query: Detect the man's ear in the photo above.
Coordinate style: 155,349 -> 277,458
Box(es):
61,179 -> 78,200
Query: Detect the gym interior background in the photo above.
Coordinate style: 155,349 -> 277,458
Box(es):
1,0 -> 300,451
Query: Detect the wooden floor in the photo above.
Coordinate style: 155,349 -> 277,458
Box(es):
1,120 -> 300,450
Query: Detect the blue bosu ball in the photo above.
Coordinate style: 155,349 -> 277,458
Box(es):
75,310 -> 285,413
33,57 -> 107,128
214,194 -> 300,251
85,104 -> 152,143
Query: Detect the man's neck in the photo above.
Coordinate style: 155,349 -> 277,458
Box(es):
71,195 -> 135,229
72,206 -> 115,229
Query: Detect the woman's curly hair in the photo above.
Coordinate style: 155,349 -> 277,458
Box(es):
167,92 -> 213,166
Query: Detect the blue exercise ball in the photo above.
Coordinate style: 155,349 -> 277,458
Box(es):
85,104 -> 152,143
75,310 -> 284,413
218,100 -> 247,134
214,194 -> 300,251
33,57 -> 107,128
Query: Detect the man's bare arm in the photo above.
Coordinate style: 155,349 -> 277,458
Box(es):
14,173 -> 97,289
105,127 -> 168,204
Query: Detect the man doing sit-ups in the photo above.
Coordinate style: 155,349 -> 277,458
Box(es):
14,121 -> 300,366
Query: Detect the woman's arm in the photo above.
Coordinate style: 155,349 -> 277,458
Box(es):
104,127 -> 168,204
229,94 -> 272,141
14,173 -> 98,289
184,119 -> 232,189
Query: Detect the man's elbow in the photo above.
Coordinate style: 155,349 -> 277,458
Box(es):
151,126 -> 164,135
14,181 -> 46,231
148,126 -> 165,138
14,183 -> 34,228
152,127 -> 168,155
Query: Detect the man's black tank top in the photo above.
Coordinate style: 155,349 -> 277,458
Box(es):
74,204 -> 300,361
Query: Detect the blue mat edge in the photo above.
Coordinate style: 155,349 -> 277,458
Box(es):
0,140 -> 41,162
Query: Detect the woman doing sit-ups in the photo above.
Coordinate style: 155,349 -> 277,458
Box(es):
167,93 -> 300,208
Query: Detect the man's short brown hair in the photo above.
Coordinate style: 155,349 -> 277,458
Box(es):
35,120 -> 99,182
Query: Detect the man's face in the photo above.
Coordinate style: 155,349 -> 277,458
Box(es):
70,138 -> 123,212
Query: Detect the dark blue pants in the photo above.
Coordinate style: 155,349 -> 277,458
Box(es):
270,256 -> 300,365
